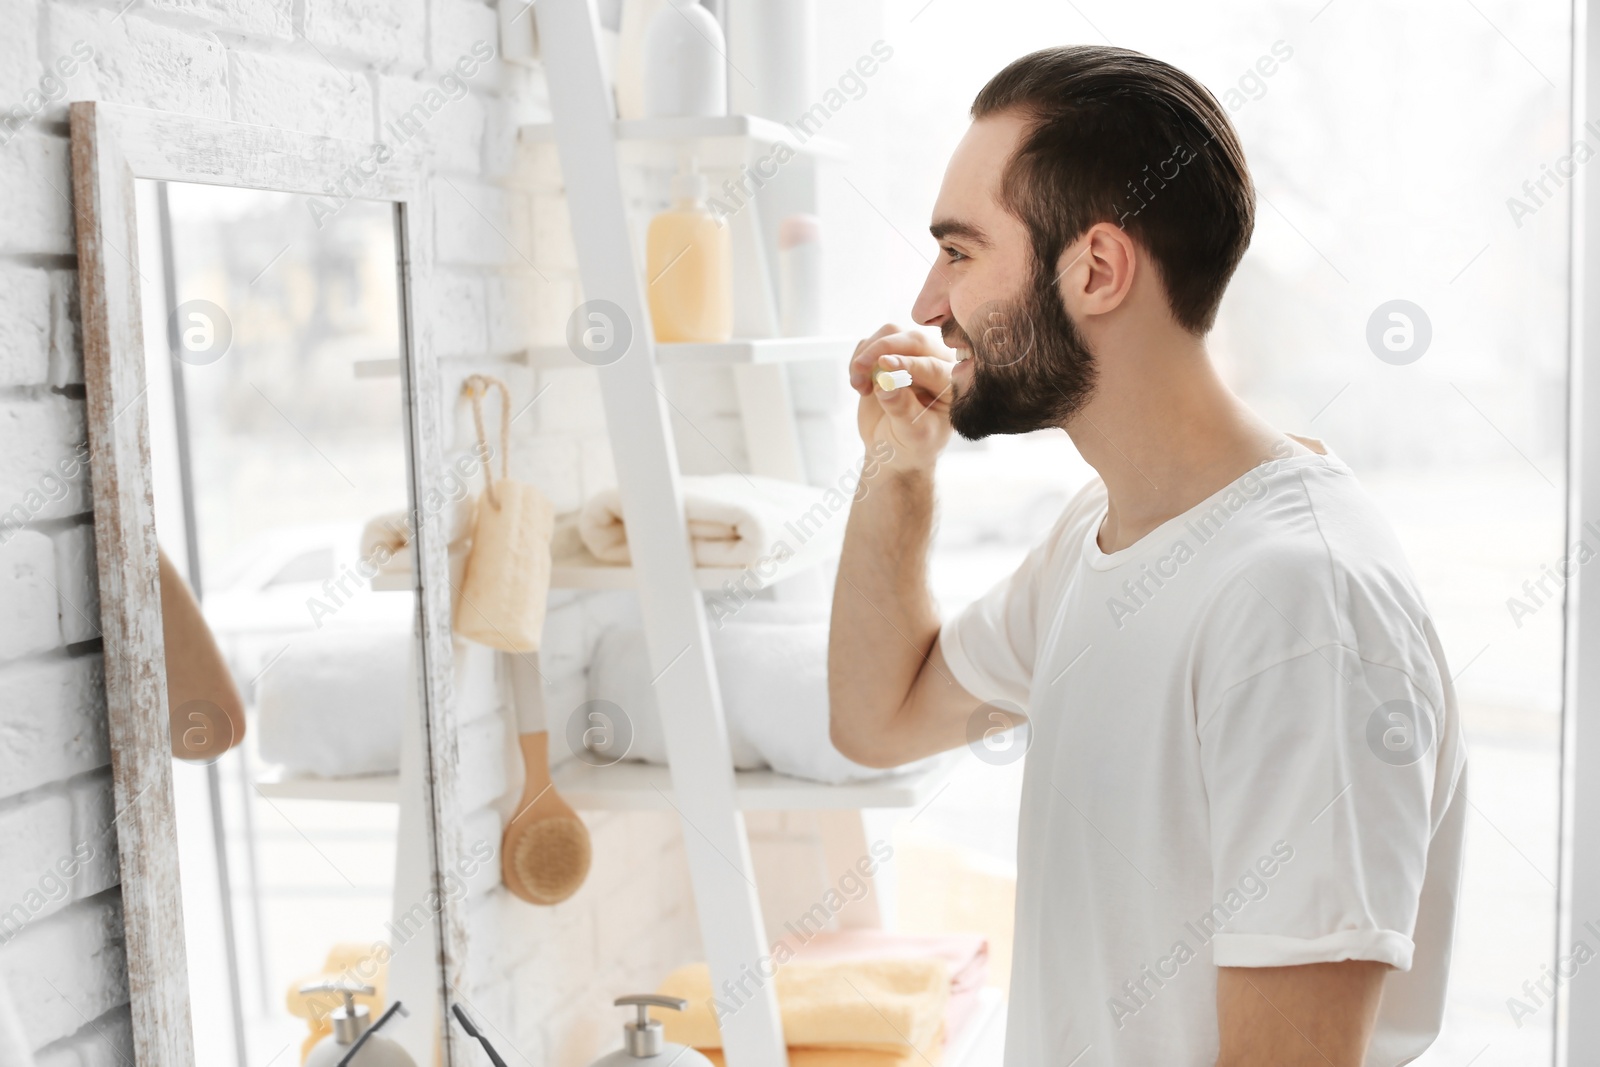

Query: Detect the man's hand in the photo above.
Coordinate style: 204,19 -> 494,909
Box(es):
848,324 -> 958,475
828,323 -> 982,770
1216,962 -> 1388,1066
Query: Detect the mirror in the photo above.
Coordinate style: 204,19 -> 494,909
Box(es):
70,103 -> 464,1067
138,179 -> 438,1065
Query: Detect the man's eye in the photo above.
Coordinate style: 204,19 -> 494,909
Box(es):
942,245 -> 967,262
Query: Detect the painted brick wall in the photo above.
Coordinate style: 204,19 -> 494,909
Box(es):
0,2 -> 773,1064
0,1 -> 857,1062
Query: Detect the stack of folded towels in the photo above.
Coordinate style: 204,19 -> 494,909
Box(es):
575,473 -> 840,568
656,931 -> 989,1067
590,598 -> 933,784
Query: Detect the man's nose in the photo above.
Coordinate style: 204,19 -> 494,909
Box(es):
911,262 -> 950,328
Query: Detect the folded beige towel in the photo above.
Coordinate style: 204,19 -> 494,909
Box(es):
577,473 -> 835,568
699,1047 -> 930,1067
657,958 -> 949,1057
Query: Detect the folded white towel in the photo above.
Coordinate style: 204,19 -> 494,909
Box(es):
586,599 -> 927,784
256,627 -> 414,778
590,622 -> 767,771
359,496 -> 475,578
577,474 -> 835,568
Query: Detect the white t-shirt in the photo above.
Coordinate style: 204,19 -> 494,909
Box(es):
938,443 -> 1467,1067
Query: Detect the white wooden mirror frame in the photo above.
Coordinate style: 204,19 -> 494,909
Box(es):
68,100 -> 467,1066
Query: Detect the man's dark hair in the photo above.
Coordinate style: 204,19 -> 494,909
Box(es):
972,46 -> 1255,335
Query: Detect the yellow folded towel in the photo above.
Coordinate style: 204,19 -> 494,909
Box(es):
698,1046 -> 932,1067
657,958 -> 948,1061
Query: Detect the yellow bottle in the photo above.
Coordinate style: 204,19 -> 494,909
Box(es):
647,160 -> 732,343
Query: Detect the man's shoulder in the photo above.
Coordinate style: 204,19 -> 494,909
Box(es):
1235,456 -> 1417,591
1199,458 -> 1441,678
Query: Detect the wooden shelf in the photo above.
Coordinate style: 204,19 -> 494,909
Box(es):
365,530 -> 836,593
357,338 -> 851,375
525,335 -> 853,369
552,752 -> 960,812
255,770 -> 399,803
518,113 -> 848,165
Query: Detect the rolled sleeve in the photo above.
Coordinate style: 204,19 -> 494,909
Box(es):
1214,929 -> 1415,971
1199,647 -> 1442,973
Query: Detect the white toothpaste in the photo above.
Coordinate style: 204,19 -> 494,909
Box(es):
874,369 -> 913,391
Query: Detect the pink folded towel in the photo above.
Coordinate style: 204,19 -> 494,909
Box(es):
771,930 -> 990,1045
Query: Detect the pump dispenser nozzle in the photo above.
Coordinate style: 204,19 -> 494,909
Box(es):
298,981 -> 375,1046
584,994 -> 712,1067
615,994 -> 687,1057
670,154 -> 708,207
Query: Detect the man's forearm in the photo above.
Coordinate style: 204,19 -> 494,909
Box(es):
828,463 -> 941,764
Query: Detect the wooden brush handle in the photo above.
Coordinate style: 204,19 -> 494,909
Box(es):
518,731 -> 551,808
508,651 -> 546,734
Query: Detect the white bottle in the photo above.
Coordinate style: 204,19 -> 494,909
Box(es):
642,0 -> 727,118
587,995 -> 714,1067
302,983 -> 417,1067
778,213 -> 823,337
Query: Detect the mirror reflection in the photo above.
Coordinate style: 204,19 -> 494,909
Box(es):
134,179 -> 442,1067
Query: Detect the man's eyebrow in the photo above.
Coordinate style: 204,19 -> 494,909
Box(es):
929,218 -> 991,248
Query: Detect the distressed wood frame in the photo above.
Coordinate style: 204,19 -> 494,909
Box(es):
68,101 -> 466,1066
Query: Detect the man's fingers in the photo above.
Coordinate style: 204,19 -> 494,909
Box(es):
856,330 -> 947,368
870,352 -> 954,398
850,330 -> 951,392
871,352 -> 954,434
851,323 -> 906,374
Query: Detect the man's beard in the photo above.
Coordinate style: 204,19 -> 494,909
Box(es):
945,262 -> 1098,440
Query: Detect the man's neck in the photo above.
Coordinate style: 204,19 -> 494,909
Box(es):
1064,330 -> 1291,555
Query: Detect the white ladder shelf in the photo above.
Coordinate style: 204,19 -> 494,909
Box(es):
530,4 -> 953,1066
533,2 -> 795,1064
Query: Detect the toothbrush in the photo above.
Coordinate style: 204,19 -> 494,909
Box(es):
451,1004 -> 510,1067
334,1001 -> 407,1067
874,368 -> 913,391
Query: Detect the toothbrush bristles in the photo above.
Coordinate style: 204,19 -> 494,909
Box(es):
874,369 -> 913,392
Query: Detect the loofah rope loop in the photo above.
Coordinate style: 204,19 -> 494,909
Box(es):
463,374 -> 512,510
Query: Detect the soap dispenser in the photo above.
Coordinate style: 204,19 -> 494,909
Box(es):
646,157 -> 733,344
588,995 -> 715,1067
301,981 -> 417,1067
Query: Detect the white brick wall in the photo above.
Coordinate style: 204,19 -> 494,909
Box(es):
0,265 -> 50,388
0,0 -> 853,1061
227,51 -> 376,142
0,134 -> 73,255
49,7 -> 230,120
303,0 -> 426,68
0,657 -> 107,797
2,891 -> 128,1054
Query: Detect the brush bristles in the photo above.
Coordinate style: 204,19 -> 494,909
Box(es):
505,815 -> 592,905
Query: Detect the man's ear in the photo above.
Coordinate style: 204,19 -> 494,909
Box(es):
1056,222 -> 1138,318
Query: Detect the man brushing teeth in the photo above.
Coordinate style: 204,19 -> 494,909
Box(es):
828,45 -> 1465,1067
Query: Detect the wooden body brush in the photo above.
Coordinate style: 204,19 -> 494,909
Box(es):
502,652 -> 591,904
